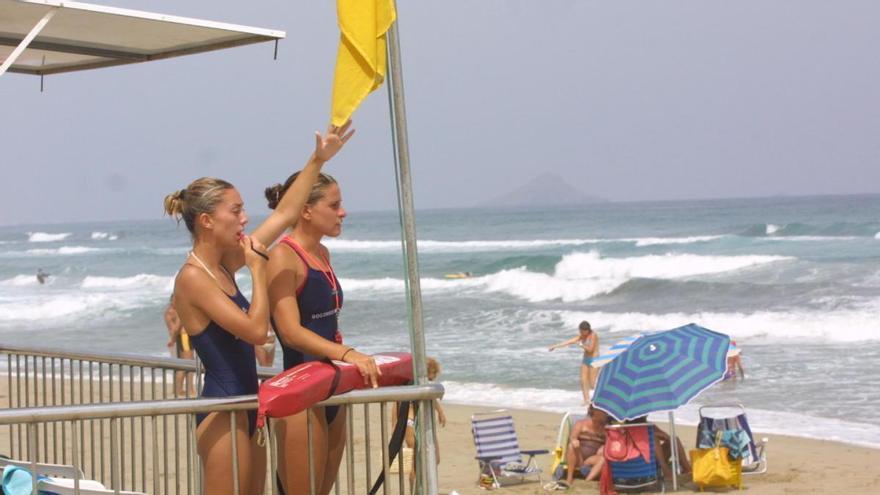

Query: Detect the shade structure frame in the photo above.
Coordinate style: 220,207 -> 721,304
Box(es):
0,0 -> 285,76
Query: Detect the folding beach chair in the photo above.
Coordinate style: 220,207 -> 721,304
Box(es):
37,479 -> 147,495
471,410 -> 549,489
549,411 -> 587,481
0,457 -> 85,479
697,404 -> 768,474
603,423 -> 664,493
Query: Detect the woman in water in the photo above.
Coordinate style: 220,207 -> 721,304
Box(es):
265,165 -> 381,495
164,122 -> 354,495
549,320 -> 600,403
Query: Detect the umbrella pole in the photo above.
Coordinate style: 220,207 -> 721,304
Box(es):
668,411 -> 678,491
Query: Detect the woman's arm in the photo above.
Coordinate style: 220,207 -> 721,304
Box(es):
434,399 -> 446,427
549,335 -> 581,351
252,121 -> 354,248
267,246 -> 381,387
176,236 -> 270,345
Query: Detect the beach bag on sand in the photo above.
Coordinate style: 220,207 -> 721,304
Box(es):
691,431 -> 742,489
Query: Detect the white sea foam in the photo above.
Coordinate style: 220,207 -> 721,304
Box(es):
0,293 -> 151,323
24,246 -> 102,256
442,381 -> 880,448
0,275 -> 43,287
766,224 -> 781,235
27,232 -> 71,242
340,251 -> 792,302
554,304 -> 880,342
875,231 -> 880,239
630,235 -> 725,246
81,274 -> 173,290
91,232 -> 118,241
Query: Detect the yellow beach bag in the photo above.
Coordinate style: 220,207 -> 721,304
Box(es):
690,432 -> 742,490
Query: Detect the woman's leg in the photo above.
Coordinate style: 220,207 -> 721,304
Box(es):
277,409 -> 330,495
320,407 -> 347,495
580,364 -> 591,403
565,442 -> 582,485
588,364 -> 598,388
197,411 -> 262,495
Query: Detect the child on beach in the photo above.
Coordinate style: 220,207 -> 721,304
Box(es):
549,321 -> 600,403
393,357 -> 446,481
164,294 -> 195,396
164,122 -> 353,495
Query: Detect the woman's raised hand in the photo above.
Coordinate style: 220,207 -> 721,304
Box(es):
314,119 -> 355,163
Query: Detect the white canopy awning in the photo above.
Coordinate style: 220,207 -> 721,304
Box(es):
0,0 -> 285,76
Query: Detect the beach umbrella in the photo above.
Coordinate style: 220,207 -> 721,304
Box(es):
592,323 -> 730,490
590,334 -> 642,368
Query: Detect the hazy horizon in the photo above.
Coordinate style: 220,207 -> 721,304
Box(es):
2,0 -> 879,225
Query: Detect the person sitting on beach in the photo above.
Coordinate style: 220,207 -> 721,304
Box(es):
164,294 -> 195,396
548,321 -> 600,402
626,416 -> 691,479
560,406 -> 608,489
164,122 -> 353,495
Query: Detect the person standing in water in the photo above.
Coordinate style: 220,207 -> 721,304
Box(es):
164,122 -> 354,495
36,268 -> 49,284
265,154 -> 381,495
549,321 -> 600,403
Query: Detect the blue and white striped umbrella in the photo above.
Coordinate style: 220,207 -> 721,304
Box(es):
592,323 -> 730,421
590,335 -> 642,368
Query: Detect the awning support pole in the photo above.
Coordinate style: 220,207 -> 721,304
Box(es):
385,4 -> 439,494
0,7 -> 58,77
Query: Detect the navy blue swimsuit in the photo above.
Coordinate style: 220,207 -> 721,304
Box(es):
274,236 -> 344,422
189,283 -> 258,435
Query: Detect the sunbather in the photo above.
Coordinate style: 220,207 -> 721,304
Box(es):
561,407 -> 607,489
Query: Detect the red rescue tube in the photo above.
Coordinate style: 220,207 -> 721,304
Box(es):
257,352 -> 413,429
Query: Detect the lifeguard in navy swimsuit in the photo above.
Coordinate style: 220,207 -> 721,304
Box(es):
265,133 -> 381,495
165,123 -> 353,495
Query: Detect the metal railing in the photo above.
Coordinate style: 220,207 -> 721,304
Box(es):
1,344 -> 443,495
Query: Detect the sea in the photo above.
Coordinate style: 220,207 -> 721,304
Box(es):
1,194 -> 879,448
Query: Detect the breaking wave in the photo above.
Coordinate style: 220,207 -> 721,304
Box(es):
27,232 -> 71,242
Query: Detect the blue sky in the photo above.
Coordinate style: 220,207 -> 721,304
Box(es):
1,0 -> 878,225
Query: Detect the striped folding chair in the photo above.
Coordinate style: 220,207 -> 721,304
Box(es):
471,410 -> 549,489
604,423 -> 664,492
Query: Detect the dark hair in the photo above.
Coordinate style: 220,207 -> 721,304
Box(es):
265,172 -> 337,210
164,177 -> 235,234
579,321 -> 592,331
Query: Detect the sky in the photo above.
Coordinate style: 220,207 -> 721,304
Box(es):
1,0 -> 879,225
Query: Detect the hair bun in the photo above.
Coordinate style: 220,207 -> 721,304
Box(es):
265,184 -> 283,210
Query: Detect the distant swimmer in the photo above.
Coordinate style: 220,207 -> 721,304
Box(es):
444,271 -> 473,279
36,268 -> 49,284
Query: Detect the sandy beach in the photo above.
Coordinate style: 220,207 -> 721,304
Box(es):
434,403 -> 880,495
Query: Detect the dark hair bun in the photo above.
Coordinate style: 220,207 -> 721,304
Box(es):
265,184 -> 283,210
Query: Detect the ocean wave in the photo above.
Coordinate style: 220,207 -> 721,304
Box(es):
0,274 -> 44,287
23,246 -> 104,256
555,305 -> 880,343
630,235 -> 725,247
341,251 -> 792,302
91,232 -> 118,241
0,292 -> 157,323
81,274 -> 174,290
325,236 -> 731,253
27,232 -> 71,242
442,381 -> 880,448
742,222 -> 880,238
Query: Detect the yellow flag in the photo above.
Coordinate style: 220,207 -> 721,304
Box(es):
331,0 -> 397,126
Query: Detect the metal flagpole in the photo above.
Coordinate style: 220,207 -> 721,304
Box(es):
385,4 -> 439,494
